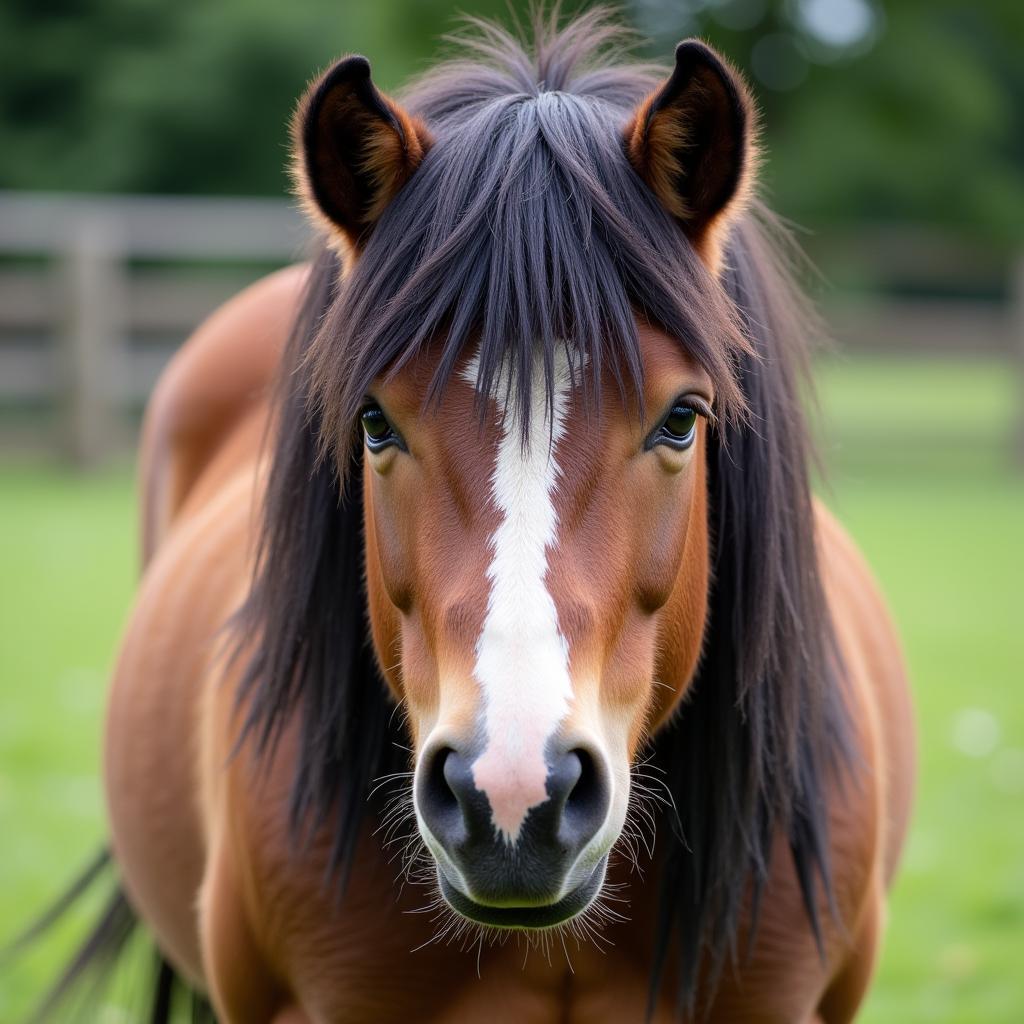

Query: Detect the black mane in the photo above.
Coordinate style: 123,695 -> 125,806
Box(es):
234,9 -> 849,1014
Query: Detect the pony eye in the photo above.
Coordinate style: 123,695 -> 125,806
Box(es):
651,403 -> 698,450
664,406 -> 697,440
360,403 -> 398,450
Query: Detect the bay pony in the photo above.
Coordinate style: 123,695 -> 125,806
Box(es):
21,12 -> 914,1023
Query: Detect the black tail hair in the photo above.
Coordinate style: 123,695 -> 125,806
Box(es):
1,846 -> 214,1023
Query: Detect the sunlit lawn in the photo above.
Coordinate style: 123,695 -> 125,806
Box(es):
1,356 -> 1022,1020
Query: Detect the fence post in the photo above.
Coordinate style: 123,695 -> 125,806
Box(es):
57,211 -> 125,467
1014,254 -> 1024,470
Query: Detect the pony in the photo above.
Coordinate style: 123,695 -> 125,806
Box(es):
11,10 -> 914,1022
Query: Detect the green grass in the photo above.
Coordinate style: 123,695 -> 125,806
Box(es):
0,466 -> 139,1021
1,356 -> 1022,1020
818,357 -> 1024,1022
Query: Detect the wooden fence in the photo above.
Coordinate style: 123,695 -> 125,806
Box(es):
0,192 -> 310,463
0,190 -> 1021,465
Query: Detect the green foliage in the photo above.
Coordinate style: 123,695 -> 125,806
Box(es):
1,1 -> 1021,245
768,3 -> 1024,245
0,0 -> 521,197
635,1 -> 1024,246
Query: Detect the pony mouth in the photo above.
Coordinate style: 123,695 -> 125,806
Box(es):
436,855 -> 608,929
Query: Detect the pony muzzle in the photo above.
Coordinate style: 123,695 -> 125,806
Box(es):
414,738 -> 615,927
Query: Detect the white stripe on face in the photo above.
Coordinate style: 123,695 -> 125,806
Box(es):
462,348 -> 574,843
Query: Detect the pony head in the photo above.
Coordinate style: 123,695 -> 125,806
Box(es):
239,10 -> 842,1002
290,19 -> 753,925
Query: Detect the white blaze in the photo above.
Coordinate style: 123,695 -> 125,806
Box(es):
464,348 -> 575,843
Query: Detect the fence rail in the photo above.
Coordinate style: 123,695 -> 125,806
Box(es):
0,190 -> 1021,464
0,191 -> 311,463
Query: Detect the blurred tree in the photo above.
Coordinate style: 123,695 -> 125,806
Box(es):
0,0 -> 532,196
0,0 -> 1021,249
632,0 -> 1024,248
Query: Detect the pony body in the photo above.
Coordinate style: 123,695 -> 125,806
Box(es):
96,12 -> 915,1023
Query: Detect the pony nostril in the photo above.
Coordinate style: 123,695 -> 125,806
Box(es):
431,747 -> 459,812
564,747 -> 605,821
418,746 -> 460,833
419,745 -> 485,845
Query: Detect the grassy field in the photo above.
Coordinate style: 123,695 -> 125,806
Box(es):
1,356 -> 1022,1020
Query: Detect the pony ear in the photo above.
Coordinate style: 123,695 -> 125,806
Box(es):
292,55 -> 433,252
625,40 -> 756,271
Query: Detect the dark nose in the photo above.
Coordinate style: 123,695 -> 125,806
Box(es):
417,743 -> 609,904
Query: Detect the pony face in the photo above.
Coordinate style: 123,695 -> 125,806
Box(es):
359,327 -> 713,924
282,20 -> 763,933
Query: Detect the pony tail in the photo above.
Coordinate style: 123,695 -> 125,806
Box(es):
1,847 -> 215,1022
